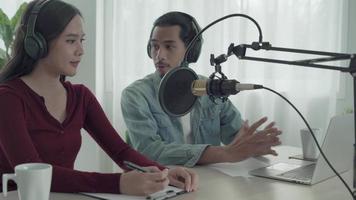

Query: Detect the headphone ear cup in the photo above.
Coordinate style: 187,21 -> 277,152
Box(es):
187,36 -> 202,63
24,32 -> 47,60
24,35 -> 40,60
147,42 -> 152,58
35,32 -> 47,58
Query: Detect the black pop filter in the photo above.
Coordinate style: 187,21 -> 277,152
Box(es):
158,67 -> 198,117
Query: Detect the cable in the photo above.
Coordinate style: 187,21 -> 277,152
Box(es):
182,14 -> 263,67
263,86 -> 355,199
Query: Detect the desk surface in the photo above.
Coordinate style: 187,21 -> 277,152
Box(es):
1,146 -> 353,200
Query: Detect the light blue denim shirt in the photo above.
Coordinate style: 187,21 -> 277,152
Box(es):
121,71 -> 243,167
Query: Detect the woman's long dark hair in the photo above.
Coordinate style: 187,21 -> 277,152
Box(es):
0,0 -> 82,83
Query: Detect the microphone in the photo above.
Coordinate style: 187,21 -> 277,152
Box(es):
158,67 -> 263,117
191,79 -> 263,97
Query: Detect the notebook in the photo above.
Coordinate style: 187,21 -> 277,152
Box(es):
81,185 -> 186,200
249,113 -> 354,185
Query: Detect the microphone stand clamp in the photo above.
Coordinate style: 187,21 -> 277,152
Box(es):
209,53 -> 230,103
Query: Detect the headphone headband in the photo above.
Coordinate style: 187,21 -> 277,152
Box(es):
26,0 -> 49,36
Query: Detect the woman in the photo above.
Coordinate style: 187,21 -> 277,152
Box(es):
0,0 -> 198,195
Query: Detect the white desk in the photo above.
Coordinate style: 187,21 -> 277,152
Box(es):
1,146 -> 353,200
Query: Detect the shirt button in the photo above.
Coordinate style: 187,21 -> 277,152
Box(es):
60,130 -> 64,134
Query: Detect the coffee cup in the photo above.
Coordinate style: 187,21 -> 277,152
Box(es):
2,163 -> 52,200
300,128 -> 322,160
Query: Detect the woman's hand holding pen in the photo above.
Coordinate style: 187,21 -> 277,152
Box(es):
120,162 -> 198,195
120,167 -> 169,195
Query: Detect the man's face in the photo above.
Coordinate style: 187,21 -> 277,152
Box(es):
149,25 -> 186,76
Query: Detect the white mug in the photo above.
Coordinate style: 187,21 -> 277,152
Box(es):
300,128 -> 322,160
2,163 -> 52,200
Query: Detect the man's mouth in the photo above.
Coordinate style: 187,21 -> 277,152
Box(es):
156,64 -> 168,69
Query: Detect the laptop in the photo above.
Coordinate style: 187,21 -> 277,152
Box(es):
249,113 -> 354,185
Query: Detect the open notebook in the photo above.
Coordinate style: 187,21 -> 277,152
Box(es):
81,185 -> 186,200
249,114 -> 354,185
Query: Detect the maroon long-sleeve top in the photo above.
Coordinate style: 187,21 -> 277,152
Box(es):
0,78 -> 164,193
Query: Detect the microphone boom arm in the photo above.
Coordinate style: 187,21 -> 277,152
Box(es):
232,42 -> 356,73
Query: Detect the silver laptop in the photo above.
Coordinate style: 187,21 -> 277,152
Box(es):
249,113 -> 354,185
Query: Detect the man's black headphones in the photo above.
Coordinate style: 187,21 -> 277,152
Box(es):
24,0 -> 50,60
147,12 -> 203,63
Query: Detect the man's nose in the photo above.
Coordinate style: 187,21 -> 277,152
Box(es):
155,48 -> 167,60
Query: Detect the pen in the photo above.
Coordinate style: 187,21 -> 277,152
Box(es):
146,189 -> 187,200
79,193 -> 108,200
123,161 -> 149,172
146,190 -> 174,200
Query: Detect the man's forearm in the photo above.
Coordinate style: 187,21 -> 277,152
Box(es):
196,146 -> 230,165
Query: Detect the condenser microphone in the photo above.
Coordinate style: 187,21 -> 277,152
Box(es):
158,67 -> 263,117
191,79 -> 262,97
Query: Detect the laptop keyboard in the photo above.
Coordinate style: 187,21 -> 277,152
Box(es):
279,164 -> 316,181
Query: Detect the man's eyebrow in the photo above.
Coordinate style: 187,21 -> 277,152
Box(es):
150,39 -> 177,44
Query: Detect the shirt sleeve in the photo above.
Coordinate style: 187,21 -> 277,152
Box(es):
121,87 -> 209,167
219,99 -> 243,145
0,91 -> 119,193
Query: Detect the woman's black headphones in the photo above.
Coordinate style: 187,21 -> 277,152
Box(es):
146,12 -> 203,63
23,0 -> 50,60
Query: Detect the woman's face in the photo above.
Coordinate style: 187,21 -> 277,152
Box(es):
40,14 -> 85,78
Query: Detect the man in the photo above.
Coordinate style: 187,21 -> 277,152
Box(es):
121,11 -> 281,167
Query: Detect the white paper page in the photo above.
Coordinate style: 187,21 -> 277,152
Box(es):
207,157 -> 269,177
81,192 -> 144,200
82,185 -> 185,200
